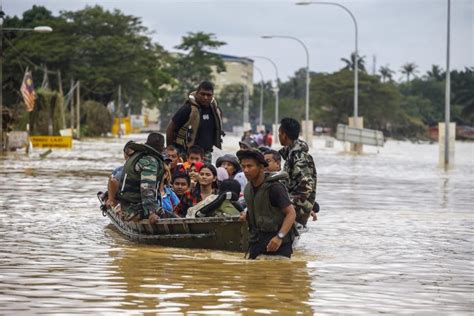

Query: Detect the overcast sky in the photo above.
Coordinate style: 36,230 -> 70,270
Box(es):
5,0 -> 473,83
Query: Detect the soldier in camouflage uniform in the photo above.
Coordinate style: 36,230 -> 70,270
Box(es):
118,133 -> 166,224
278,118 -> 318,227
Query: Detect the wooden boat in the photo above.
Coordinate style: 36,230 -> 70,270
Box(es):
100,202 -> 249,252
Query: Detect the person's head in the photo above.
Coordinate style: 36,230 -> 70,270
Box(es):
266,129 -> 271,135
236,149 -> 268,182
216,167 -> 230,182
198,163 -> 218,188
264,149 -> 282,172
172,172 -> 191,196
187,145 -> 204,164
123,141 -> 135,160
218,179 -> 241,201
195,81 -> 214,106
165,145 -> 179,169
238,139 -> 258,150
279,118 -> 300,146
189,161 -> 204,183
216,154 -> 241,177
146,132 -> 165,152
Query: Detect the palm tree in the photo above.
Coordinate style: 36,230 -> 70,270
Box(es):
426,64 -> 444,81
400,62 -> 418,82
379,65 -> 395,83
340,52 -> 366,72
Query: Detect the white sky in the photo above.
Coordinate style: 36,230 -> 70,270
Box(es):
5,0 -> 473,82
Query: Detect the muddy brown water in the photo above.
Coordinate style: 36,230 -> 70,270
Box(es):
0,135 -> 472,314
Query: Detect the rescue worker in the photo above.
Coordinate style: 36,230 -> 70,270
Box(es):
237,149 -> 296,259
278,118 -> 318,227
106,141 -> 134,208
117,132 -> 166,224
166,81 -> 225,164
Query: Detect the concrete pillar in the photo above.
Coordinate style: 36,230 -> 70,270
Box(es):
349,116 -> 364,153
243,122 -> 252,131
438,122 -> 455,167
302,120 -> 313,147
272,123 -> 280,146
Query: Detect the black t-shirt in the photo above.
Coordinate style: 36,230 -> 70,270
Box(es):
172,104 -> 216,151
252,182 -> 291,209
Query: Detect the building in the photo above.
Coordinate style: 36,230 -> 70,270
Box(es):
211,54 -> 254,96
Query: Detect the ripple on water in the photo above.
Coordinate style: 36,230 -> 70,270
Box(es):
0,136 -> 473,314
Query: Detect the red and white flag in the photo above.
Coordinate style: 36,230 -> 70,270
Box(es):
20,71 -> 37,112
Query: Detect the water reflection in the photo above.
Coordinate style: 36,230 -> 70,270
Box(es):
109,239 -> 314,314
0,136 -> 473,314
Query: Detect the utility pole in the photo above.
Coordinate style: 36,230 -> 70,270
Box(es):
57,70 -> 66,129
70,79 -> 74,134
118,84 -> 122,137
76,81 -> 80,140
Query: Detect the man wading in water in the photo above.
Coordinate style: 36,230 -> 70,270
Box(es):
237,149 -> 296,259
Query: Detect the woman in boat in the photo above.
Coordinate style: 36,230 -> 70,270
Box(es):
190,163 -> 218,206
188,161 -> 204,191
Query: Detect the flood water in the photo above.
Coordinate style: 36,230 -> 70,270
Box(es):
0,134 -> 473,314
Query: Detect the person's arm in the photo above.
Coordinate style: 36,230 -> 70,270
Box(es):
106,176 -> 120,207
166,104 -> 191,146
288,152 -> 317,209
266,204 -> 296,252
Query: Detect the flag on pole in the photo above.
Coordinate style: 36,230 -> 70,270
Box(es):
21,71 -> 37,112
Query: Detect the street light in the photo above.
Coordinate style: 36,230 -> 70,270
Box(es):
261,35 -> 312,145
296,1 -> 359,118
0,8 -> 53,151
261,35 -> 309,122
247,55 -> 280,130
253,65 -> 264,127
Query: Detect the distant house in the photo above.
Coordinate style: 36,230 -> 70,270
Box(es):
211,54 -> 254,96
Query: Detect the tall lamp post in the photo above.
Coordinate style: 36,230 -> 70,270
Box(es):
248,55 -> 280,143
0,8 -> 52,151
443,0 -> 452,168
261,35 -> 312,145
253,65 -> 265,128
296,1 -> 359,119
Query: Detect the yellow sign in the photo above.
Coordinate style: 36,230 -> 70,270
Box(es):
112,117 -> 131,136
30,136 -> 73,149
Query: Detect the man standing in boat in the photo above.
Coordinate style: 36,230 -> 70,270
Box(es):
117,132 -> 166,224
237,149 -> 296,259
278,118 -> 318,226
166,81 -> 225,163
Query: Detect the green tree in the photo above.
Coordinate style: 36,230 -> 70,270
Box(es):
159,32 -> 226,127
400,62 -> 418,82
426,64 -> 444,81
340,52 -> 367,72
379,65 -> 395,83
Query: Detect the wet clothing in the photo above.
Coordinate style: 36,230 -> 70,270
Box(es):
279,139 -> 317,226
248,232 -> 293,259
244,172 -> 294,259
171,92 -> 224,153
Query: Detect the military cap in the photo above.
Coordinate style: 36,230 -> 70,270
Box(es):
236,149 -> 268,167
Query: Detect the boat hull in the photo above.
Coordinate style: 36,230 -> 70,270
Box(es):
102,207 -> 249,252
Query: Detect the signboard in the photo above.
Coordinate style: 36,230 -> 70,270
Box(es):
336,124 -> 384,146
30,136 -> 73,149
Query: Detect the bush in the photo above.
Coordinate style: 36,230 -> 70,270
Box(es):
81,100 -> 112,136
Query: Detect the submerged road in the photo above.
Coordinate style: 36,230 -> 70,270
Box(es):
0,134 -> 472,314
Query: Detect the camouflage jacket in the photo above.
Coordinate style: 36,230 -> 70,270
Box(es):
121,155 -> 162,219
279,139 -> 317,216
